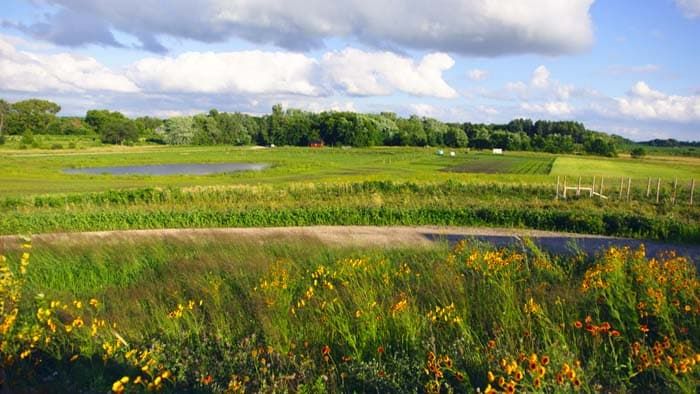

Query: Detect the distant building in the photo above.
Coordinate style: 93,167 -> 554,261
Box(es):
309,140 -> 325,148
492,148 -> 503,155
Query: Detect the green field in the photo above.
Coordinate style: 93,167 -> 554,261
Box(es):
1,142 -> 699,392
1,144 -> 698,197
1,144 -> 698,241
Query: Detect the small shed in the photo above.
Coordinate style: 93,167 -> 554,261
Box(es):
492,148 -> 503,155
309,140 -> 325,148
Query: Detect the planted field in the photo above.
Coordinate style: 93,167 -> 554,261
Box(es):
551,156 -> 700,180
444,154 -> 554,174
0,236 -> 698,392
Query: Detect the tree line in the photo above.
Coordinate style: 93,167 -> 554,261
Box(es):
0,98 -> 630,156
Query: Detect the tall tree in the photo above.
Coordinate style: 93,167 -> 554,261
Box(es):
0,99 -> 9,136
6,99 -> 61,134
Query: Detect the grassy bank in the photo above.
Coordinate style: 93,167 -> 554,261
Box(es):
0,237 -> 698,392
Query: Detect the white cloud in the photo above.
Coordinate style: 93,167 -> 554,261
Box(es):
502,65 -> 577,102
616,81 -> 700,122
521,101 -> 574,116
467,69 -> 489,81
675,0 -> 700,18
128,51 -> 320,96
321,49 -> 458,98
531,65 -> 551,88
0,36 -> 138,93
410,103 -> 438,117
606,64 -> 660,76
476,105 -> 499,115
16,0 -> 595,56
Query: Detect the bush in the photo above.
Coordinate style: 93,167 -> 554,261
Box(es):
50,143 -> 63,150
630,147 -> 646,158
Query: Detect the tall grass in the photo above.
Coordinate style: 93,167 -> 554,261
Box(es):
1,237 -> 698,392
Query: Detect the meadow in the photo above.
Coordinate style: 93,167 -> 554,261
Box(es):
1,144 -> 698,242
0,236 -> 698,392
0,142 -> 699,393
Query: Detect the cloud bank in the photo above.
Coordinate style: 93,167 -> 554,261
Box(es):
9,0 -> 595,55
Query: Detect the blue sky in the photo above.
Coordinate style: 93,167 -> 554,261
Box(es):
1,0 -> 699,140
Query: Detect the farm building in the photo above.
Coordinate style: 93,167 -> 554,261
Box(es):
492,148 -> 503,155
309,140 -> 325,148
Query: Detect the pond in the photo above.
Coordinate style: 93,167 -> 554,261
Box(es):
63,163 -> 269,176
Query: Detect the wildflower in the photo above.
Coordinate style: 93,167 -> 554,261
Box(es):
541,355 -> 550,366
112,381 -> 124,393
640,325 -> 650,333
487,371 -> 495,382
377,346 -> 385,354
201,375 -> 213,385
322,345 -> 331,356
487,339 -> 496,349
533,377 -> 542,388
574,321 -> 583,329
89,298 -> 99,308
484,384 -> 497,394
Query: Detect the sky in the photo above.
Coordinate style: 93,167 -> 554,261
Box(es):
1,0 -> 699,141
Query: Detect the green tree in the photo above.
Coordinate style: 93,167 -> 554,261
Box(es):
158,116 -> 195,145
85,110 -> 126,134
630,147 -> 646,158
444,126 -> 468,148
6,99 -> 61,134
0,99 -> 10,137
100,118 -> 138,144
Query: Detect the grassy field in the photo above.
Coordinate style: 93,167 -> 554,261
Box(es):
1,143 -> 698,241
0,236 -> 698,392
1,144 -> 698,197
552,156 -> 700,180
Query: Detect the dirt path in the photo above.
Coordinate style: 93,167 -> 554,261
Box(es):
2,226 -> 698,264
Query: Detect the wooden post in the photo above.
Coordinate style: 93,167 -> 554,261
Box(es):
690,179 -> 695,206
555,176 -> 560,200
619,177 -> 624,200
577,176 -> 581,196
656,178 -> 661,204
563,176 -> 567,199
672,178 -> 678,205
646,177 -> 651,198
600,177 -> 604,196
591,176 -> 596,197
626,178 -> 632,201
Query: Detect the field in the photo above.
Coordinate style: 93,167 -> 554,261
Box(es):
1,144 -> 698,241
1,142 -> 699,392
445,154 -> 554,174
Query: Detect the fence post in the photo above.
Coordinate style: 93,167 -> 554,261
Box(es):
591,176 -> 596,197
656,178 -> 661,204
626,178 -> 631,201
691,179 -> 695,206
555,176 -> 560,200
577,176 -> 581,196
672,178 -> 678,205
646,177 -> 651,197
619,177 -> 624,200
600,177 -> 604,196
563,176 -> 567,199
